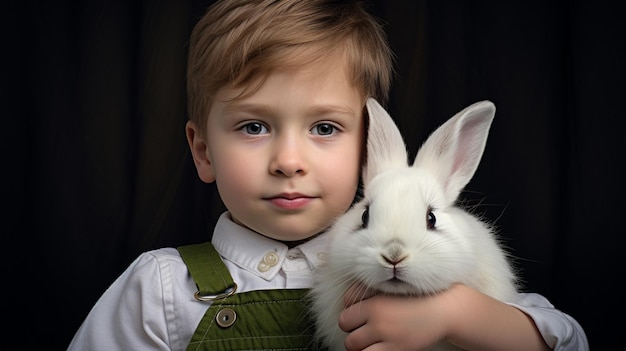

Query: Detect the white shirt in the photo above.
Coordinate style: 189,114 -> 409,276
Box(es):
68,212 -> 588,350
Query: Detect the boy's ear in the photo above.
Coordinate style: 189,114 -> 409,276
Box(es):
185,120 -> 216,183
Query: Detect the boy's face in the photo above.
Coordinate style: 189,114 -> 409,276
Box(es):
189,58 -> 364,242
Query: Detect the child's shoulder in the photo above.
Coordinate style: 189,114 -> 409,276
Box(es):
124,246 -> 188,276
140,246 -> 183,260
115,246 -> 199,295
129,243 -> 218,276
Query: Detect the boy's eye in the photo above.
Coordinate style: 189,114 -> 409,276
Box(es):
311,123 -> 336,136
241,122 -> 268,135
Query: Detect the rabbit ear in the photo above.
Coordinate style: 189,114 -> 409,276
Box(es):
364,98 -> 409,186
413,100 -> 495,204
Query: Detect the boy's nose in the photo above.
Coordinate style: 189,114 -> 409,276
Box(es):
269,137 -> 307,177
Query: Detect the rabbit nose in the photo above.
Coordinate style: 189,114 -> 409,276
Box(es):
382,240 -> 406,266
382,253 -> 407,266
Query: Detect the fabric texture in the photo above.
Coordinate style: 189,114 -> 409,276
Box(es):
178,240 -> 319,350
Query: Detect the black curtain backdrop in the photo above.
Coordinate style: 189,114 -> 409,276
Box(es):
7,0 -> 623,349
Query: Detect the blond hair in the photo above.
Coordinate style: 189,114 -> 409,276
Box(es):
187,0 -> 394,134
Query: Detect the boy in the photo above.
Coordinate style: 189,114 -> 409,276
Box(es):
68,0 -> 588,350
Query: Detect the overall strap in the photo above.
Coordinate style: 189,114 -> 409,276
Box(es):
177,242 -> 324,350
177,241 -> 237,299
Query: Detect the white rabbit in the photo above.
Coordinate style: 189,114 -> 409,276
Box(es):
308,98 -> 519,351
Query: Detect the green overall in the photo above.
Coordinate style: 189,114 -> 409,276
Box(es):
177,242 -> 324,351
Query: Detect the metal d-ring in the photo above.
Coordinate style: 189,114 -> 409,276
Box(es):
193,282 -> 238,302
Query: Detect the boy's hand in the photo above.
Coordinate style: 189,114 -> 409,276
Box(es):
339,282 -> 451,351
340,282 -> 551,351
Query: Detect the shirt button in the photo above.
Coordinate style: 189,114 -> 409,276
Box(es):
317,252 -> 327,261
263,252 -> 279,266
216,308 -> 237,328
257,251 -> 279,272
257,261 -> 270,272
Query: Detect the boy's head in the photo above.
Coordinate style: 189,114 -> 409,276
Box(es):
186,0 -> 394,242
186,0 -> 393,137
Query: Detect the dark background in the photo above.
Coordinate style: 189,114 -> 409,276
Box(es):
6,0 -> 623,349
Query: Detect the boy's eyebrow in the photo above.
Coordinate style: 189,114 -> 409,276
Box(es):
306,104 -> 359,118
222,103 -> 273,116
224,102 -> 358,118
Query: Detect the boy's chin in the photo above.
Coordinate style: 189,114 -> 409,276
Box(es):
235,212 -> 330,243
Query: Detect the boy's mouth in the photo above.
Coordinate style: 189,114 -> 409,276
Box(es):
265,193 -> 314,210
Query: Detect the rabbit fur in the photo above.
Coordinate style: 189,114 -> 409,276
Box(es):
308,98 -> 519,351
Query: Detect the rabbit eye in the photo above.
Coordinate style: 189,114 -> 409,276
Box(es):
361,205 -> 370,228
427,210 -> 436,230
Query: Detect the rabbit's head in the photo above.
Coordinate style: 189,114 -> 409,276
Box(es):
323,98 -> 504,296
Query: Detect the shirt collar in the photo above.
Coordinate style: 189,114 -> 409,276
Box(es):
211,212 -> 329,281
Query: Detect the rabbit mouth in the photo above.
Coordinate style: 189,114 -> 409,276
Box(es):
377,277 -> 417,294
